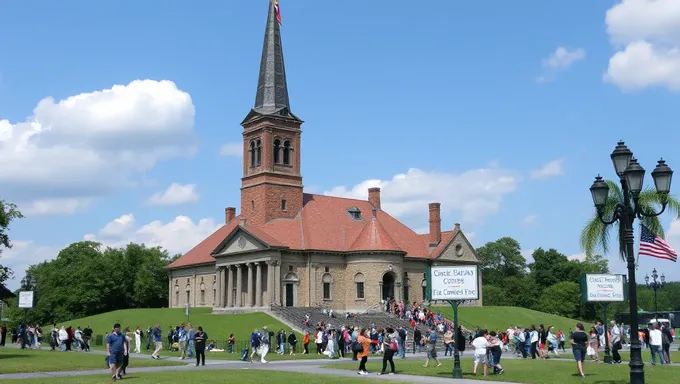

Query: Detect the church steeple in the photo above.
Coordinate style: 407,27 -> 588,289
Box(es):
243,0 -> 300,124
240,0 -> 304,227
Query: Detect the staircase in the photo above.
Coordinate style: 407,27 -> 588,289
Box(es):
269,306 -> 451,352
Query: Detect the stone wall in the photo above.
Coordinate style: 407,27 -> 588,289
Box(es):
169,265 -> 217,308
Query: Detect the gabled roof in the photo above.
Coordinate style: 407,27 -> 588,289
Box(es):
168,193 -> 464,270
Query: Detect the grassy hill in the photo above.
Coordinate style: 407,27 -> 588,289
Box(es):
433,306 -> 583,332
60,308 -> 294,348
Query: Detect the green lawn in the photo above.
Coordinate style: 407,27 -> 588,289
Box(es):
433,306 -> 582,332
0,370 -> 397,384
58,308 -> 324,360
0,347 -> 183,374
326,357 -> 680,384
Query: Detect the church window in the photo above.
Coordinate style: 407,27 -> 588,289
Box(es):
354,273 -> 365,299
288,265 -> 293,272
274,139 -> 281,164
249,141 -> 256,167
347,207 -> 362,220
200,290 -> 205,305
324,266 -> 329,273
322,273 -> 332,300
283,140 -> 291,165
281,199 -> 287,210
256,139 -> 262,166
403,276 -> 410,303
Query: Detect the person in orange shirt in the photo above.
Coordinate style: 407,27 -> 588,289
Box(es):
356,328 -> 373,375
302,331 -> 310,355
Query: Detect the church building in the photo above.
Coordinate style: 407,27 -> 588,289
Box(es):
167,0 -> 482,312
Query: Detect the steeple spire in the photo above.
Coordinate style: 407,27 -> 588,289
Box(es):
244,0 -> 300,123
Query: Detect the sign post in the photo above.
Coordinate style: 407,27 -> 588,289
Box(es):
18,291 -> 34,325
427,265 -> 479,379
185,303 -> 191,323
579,273 -> 627,364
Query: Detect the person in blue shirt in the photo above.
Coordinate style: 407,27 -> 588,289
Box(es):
106,323 -> 127,381
187,323 -> 195,359
151,324 -> 163,359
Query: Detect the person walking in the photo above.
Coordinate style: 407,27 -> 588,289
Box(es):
422,328 -> 442,368
187,323 -> 195,359
120,328 -> 131,377
106,323 -> 127,381
378,327 -> 397,375
259,326 -> 270,363
151,324 -> 163,360
287,329 -> 297,355
471,329 -> 489,376
177,324 -> 188,360
356,328 -> 371,375
610,321 -> 622,364
134,327 -> 142,354
194,326 -> 207,366
570,323 -> 588,378
649,322 -> 665,365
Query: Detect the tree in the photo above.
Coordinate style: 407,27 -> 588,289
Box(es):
528,248 -> 570,289
0,200 -> 23,284
538,282 -> 581,319
580,181 -> 680,260
476,237 -> 527,286
482,285 -> 511,306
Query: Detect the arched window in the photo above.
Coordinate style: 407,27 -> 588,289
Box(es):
200,281 -> 206,305
256,139 -> 262,166
354,273 -> 365,299
283,140 -> 291,165
273,139 -> 281,164
322,273 -> 332,300
249,141 -> 256,167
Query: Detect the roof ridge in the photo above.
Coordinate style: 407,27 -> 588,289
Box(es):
349,213 -> 402,251
304,193 -> 369,205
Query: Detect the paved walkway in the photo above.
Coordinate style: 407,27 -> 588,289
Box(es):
0,344 -> 515,383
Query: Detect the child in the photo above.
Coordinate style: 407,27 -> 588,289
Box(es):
472,329 -> 489,376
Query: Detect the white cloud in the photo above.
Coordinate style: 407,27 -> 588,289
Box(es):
530,159 -> 565,180
537,47 -> 585,83
324,167 -> 520,224
522,214 -> 538,226
568,253 -> 586,262
542,47 -> 586,69
147,183 -> 199,206
604,0 -> 680,91
0,80 -> 197,215
1,241 -> 62,291
19,198 -> 92,216
83,214 -> 221,256
219,142 -> 242,157
522,248 -> 535,264
2,213 -> 222,290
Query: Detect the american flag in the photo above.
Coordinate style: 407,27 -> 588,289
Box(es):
639,224 -> 677,262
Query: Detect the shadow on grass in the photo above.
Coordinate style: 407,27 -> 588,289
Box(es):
591,381 -> 626,384
0,354 -> 31,360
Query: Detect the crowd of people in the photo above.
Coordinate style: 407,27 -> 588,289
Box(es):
5,323 -> 93,352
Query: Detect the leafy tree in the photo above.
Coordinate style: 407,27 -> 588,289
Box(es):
499,276 -> 540,310
538,282 -> 581,319
13,241 -> 174,325
580,181 -> 680,260
0,200 -> 23,284
482,285 -> 511,306
528,248 -> 570,289
476,237 -> 527,286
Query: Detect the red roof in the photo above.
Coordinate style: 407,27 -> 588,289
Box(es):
168,193 -> 458,269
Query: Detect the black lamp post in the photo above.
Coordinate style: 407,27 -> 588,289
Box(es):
644,268 -> 665,321
589,141 -> 673,384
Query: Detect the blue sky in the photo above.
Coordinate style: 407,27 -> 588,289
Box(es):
2,0 -> 680,290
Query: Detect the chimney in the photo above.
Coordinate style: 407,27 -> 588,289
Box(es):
225,207 -> 236,225
239,218 -> 247,227
368,187 -> 381,210
454,223 -> 461,231
428,202 -> 441,245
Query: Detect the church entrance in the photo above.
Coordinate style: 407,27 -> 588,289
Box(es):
382,272 -> 396,301
285,283 -> 294,307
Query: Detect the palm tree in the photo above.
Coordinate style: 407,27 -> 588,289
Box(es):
581,180 -> 680,260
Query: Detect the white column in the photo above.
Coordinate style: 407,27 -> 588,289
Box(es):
227,266 -> 234,307
236,265 -> 243,307
216,267 -> 223,307
247,263 -> 254,307
256,262 -> 263,307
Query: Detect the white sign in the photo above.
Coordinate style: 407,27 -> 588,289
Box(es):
585,274 -> 625,302
430,266 -> 479,301
18,291 -> 34,309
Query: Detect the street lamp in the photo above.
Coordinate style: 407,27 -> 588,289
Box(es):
589,141 -> 673,384
645,268 -> 665,321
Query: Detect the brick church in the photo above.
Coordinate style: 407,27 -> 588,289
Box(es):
167,0 -> 482,312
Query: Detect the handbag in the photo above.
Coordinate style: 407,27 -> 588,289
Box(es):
351,341 -> 364,353
389,340 -> 398,352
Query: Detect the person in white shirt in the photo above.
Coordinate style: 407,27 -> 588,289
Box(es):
648,323 -> 665,365
471,330 -> 489,377
505,328 -> 514,353
134,327 -> 142,354
610,321 -> 622,364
